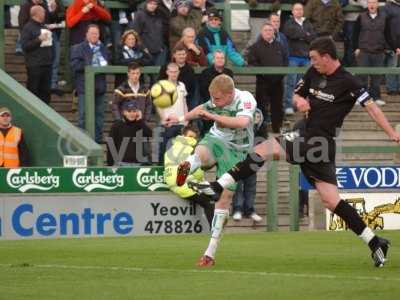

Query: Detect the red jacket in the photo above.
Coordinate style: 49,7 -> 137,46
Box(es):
66,0 -> 111,28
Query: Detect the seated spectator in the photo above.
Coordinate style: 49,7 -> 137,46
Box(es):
169,0 -> 202,50
304,0 -> 344,39
248,22 -> 288,134
0,107 -> 29,167
164,125 -> 214,227
113,63 -> 153,123
70,24 -> 109,143
283,3 -> 316,115
198,50 -> 233,135
111,1 -> 138,60
384,0 -> 400,95
114,30 -> 152,87
156,62 -> 188,163
232,108 -> 263,222
130,0 -> 167,66
197,8 -> 245,66
66,0 -> 112,46
175,27 -> 207,66
21,5 -> 53,105
106,101 -> 152,166
353,0 -> 387,106
159,45 -> 196,109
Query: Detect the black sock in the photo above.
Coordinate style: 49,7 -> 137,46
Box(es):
334,200 -> 380,251
334,199 -> 366,235
187,194 -> 215,227
227,152 -> 265,182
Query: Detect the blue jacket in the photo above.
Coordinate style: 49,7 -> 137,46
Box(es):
70,41 -> 109,95
384,2 -> 400,51
197,25 -> 245,66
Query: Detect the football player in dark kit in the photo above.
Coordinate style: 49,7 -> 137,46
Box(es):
187,37 -> 400,268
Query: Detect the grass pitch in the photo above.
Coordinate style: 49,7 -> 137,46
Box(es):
0,231 -> 399,300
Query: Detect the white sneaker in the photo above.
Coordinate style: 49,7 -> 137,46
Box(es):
233,211 -> 242,221
250,213 -> 262,223
285,107 -> 295,115
375,99 -> 386,106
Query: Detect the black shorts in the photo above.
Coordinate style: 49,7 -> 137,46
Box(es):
275,132 -> 337,187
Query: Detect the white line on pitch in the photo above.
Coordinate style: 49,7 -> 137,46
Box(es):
0,263 -> 398,282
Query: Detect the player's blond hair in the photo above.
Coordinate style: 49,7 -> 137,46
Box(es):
209,74 -> 234,95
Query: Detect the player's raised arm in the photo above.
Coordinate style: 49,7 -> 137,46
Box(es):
165,104 -> 204,126
363,101 -> 400,143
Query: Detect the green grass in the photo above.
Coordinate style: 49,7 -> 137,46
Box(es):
0,231 -> 399,300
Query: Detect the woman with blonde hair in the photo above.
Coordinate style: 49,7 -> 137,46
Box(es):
114,29 -> 152,87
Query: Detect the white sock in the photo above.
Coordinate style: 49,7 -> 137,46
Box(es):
217,173 -> 235,189
186,153 -> 201,174
359,227 -> 375,244
204,209 -> 229,258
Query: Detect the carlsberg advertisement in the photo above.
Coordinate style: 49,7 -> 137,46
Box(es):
0,167 -> 169,193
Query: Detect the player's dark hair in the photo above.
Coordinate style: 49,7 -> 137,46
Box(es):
182,124 -> 199,137
309,37 -> 338,60
127,62 -> 140,72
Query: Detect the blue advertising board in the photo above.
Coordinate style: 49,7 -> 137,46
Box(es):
300,166 -> 400,190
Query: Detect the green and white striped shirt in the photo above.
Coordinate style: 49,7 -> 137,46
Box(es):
204,89 -> 257,152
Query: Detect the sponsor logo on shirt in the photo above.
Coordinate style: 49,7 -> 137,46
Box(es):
309,88 -> 335,102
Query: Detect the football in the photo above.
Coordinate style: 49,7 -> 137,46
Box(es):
150,80 -> 178,108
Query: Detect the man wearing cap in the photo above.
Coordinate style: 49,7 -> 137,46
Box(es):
0,107 -> 29,168
106,101 -> 152,166
197,8 -> 245,66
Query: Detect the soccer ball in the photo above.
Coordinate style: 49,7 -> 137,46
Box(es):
150,80 -> 178,108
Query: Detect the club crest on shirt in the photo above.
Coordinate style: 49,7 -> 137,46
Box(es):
244,101 -> 252,109
309,88 -> 335,102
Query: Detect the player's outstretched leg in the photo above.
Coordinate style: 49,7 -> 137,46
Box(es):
197,191 -> 231,267
176,147 -> 211,186
316,181 -> 390,267
188,151 -> 265,199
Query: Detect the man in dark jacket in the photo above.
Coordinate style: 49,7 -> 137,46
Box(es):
199,50 -> 233,102
107,100 -> 152,166
70,24 -> 109,143
283,2 -> 316,115
248,22 -> 288,134
198,50 -> 233,135
353,0 -> 387,105
21,5 -> 53,105
305,0 -> 344,38
158,45 -> 197,109
130,0 -> 167,66
113,63 -> 153,122
384,0 -> 400,95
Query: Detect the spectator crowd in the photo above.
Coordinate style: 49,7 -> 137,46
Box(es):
3,0 -> 400,219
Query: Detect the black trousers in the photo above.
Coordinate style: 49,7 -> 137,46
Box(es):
26,65 -> 52,104
256,77 -> 284,133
